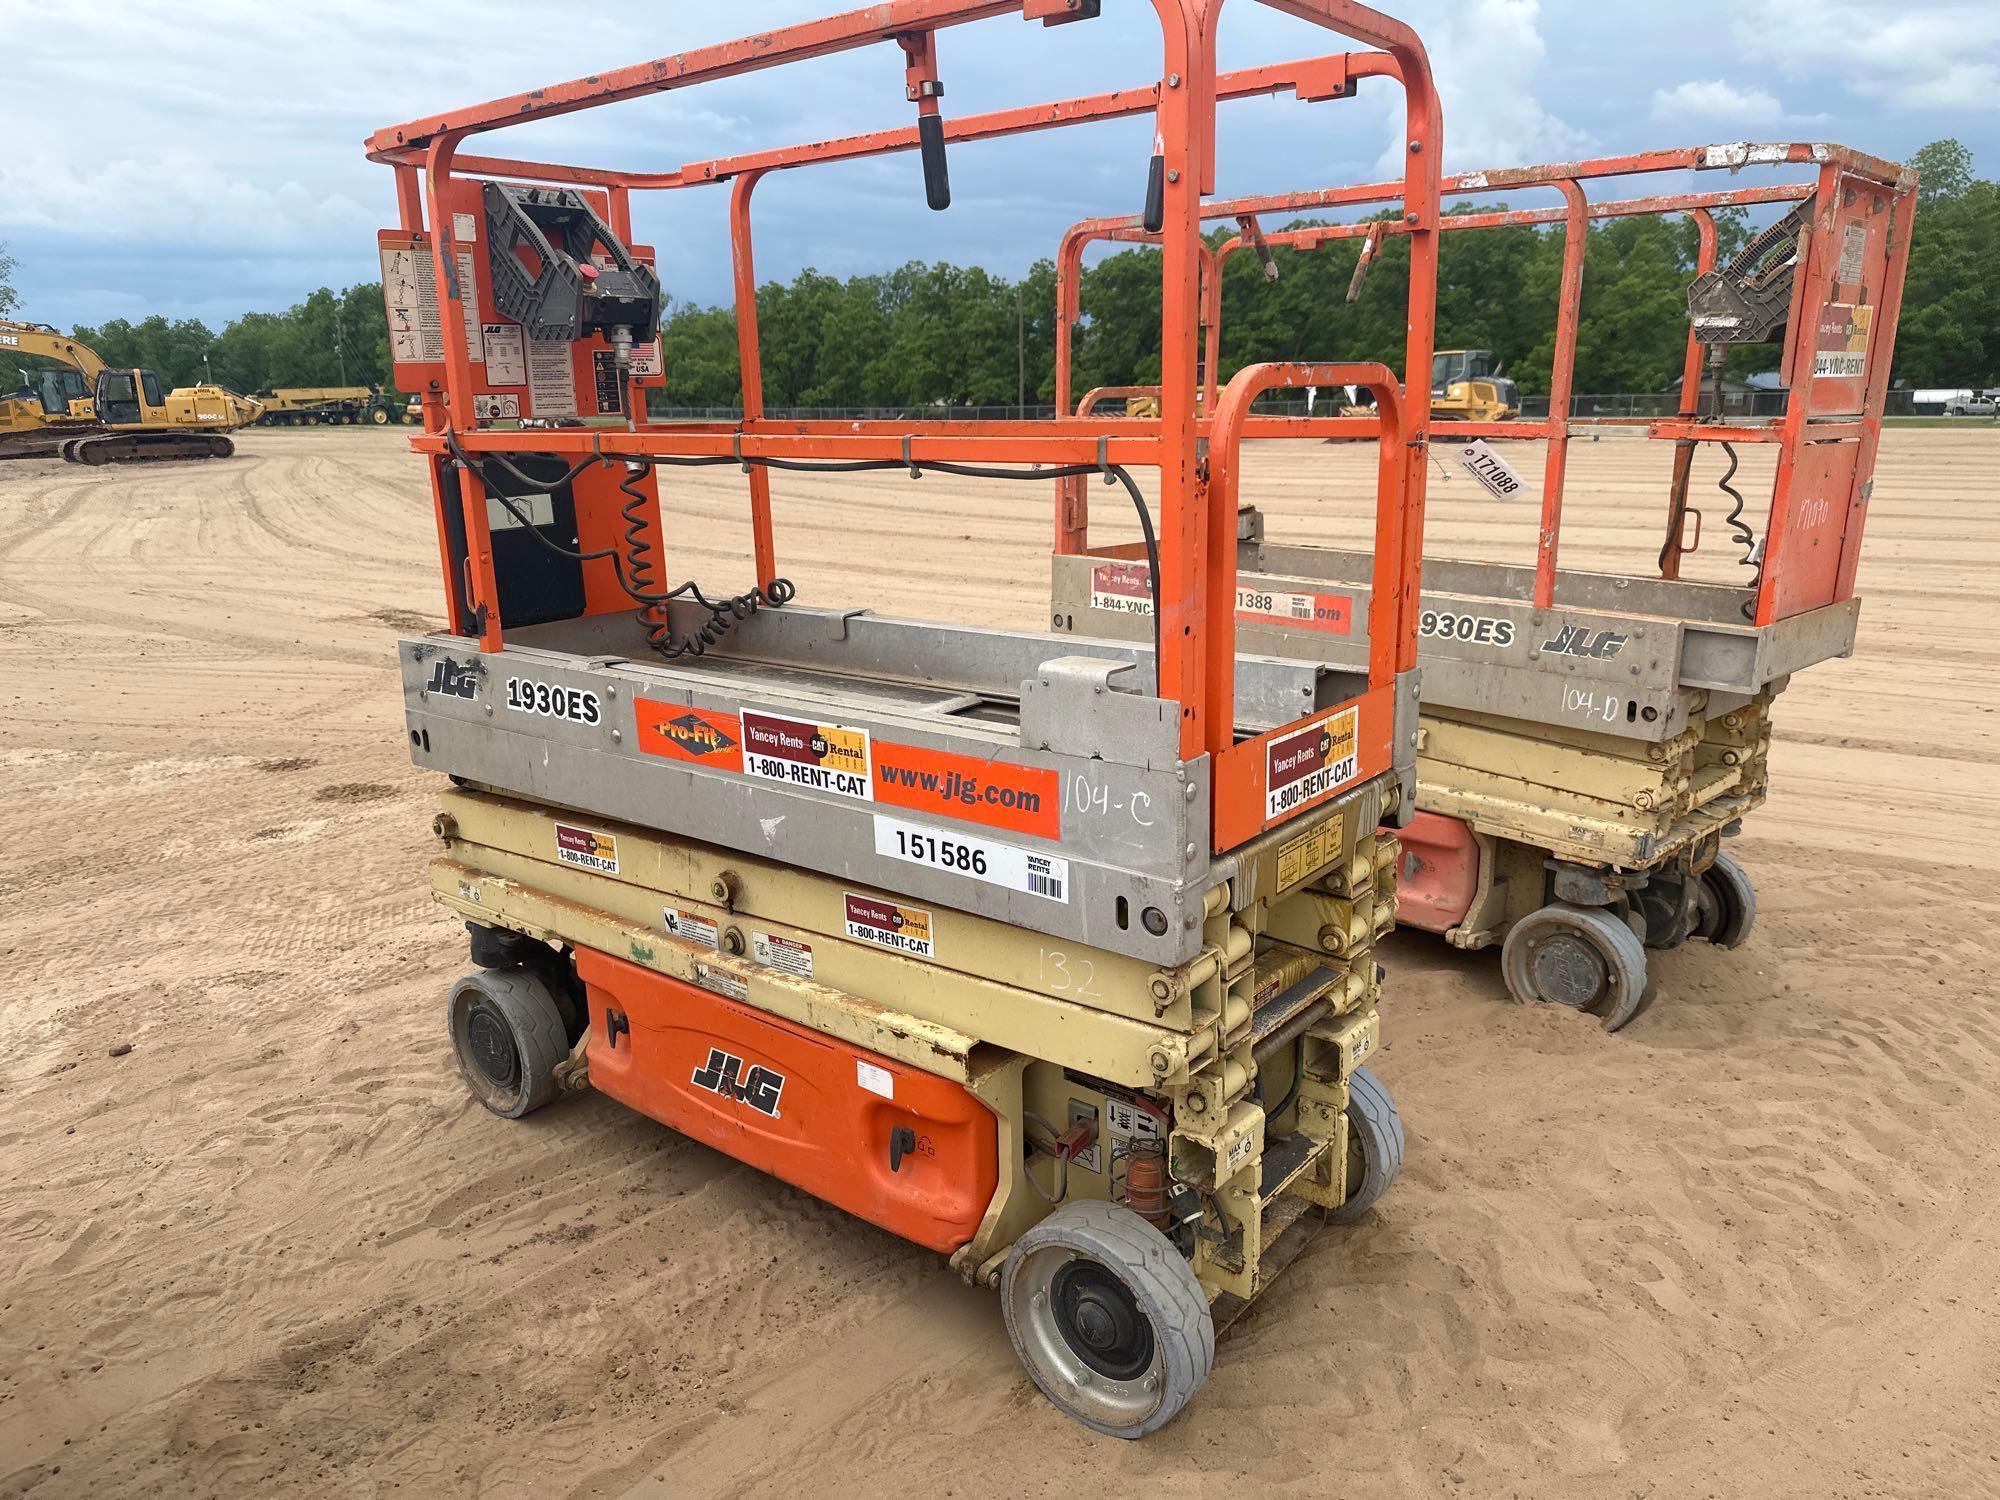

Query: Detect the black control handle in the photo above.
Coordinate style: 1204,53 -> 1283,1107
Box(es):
919,114 -> 951,211
888,1125 -> 918,1172
1142,152 -> 1165,234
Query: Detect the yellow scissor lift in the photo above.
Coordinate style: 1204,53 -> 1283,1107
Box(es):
1052,143 -> 1915,1029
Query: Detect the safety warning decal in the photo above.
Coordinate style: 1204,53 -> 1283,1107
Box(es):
663,907 -> 719,949
1090,561 -> 1155,616
1813,303 -> 1873,380
1275,815 -> 1344,891
742,711 -> 873,800
1236,585 -> 1353,635
554,822 -> 619,874
635,701 -> 744,770
379,235 -> 443,366
1265,705 -> 1360,822
694,962 -> 748,1003
751,931 -> 814,980
844,892 -> 937,959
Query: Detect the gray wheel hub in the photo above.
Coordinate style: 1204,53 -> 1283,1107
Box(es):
1530,930 -> 1610,1008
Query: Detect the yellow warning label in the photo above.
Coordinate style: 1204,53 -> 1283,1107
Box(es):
1276,814 -> 1343,891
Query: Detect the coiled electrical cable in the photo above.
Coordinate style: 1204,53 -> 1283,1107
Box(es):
1714,440 -> 1761,620
442,428 -> 1164,668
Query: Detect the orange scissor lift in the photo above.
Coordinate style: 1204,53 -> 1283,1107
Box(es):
370,1 -> 1444,1435
1050,144 -> 1915,1029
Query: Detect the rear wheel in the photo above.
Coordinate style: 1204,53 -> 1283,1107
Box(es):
448,967 -> 570,1118
370,405 -> 391,425
1001,1200 -> 1213,1438
1692,852 -> 1756,948
1501,901 -> 1651,1032
1330,1065 -> 1404,1224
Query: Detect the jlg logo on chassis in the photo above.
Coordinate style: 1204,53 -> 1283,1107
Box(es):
690,1047 -> 785,1118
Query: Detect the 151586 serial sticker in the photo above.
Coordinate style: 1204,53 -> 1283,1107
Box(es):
873,816 -> 1068,902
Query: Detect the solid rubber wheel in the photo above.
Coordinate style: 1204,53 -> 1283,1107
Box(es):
448,967 -> 570,1118
1501,901 -> 1651,1032
1693,852 -> 1756,949
1001,1200 -> 1213,1438
1330,1064 -> 1405,1225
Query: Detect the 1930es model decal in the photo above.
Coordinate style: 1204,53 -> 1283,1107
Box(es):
1419,610 -> 1515,648
506,676 -> 601,724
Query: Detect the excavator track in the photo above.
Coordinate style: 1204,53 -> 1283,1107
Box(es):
59,431 -> 235,465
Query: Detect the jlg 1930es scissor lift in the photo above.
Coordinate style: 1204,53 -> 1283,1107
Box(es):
370,1 -> 1444,1435
1050,144 -> 1915,1029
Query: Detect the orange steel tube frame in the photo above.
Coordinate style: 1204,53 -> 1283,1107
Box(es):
1049,144 -> 1910,618
368,0 -> 1441,776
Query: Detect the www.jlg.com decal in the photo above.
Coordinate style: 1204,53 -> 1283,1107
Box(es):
690,1046 -> 785,1118
872,743 -> 1060,840
1265,706 -> 1360,822
741,710 -> 873,800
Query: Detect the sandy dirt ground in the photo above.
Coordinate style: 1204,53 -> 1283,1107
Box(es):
1,427 -> 1996,1498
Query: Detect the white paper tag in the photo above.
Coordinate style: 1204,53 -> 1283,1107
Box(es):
1453,440 -> 1527,499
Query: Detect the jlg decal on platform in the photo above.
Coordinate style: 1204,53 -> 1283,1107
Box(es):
1236,585 -> 1353,635
1265,706 -> 1360,822
873,744 -> 1060,839
634,700 -> 744,770
554,823 -> 620,874
844,892 -> 937,959
741,710 -> 873,801
690,1046 -> 785,1118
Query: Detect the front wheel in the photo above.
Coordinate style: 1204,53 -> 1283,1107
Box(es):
1692,851 -> 1756,948
448,967 -> 571,1118
1501,901 -> 1651,1032
1000,1200 -> 1213,1438
1330,1065 -> 1404,1224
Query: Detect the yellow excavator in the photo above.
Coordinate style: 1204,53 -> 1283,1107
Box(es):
1430,348 -> 1520,422
0,320 -> 264,463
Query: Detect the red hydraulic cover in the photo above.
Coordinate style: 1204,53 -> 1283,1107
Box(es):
575,948 -> 998,1254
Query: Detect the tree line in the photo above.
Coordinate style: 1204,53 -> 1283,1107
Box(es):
18,139 -> 1992,406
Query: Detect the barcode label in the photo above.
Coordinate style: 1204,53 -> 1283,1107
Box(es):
872,815 -> 1070,903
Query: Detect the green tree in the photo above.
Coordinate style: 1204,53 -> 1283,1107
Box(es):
0,242 -> 17,318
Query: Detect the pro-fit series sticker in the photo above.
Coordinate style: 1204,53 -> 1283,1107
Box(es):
843,892 -> 937,959
1813,303 -> 1873,380
1265,705 -> 1360,822
635,702 -> 744,769
751,931 -> 814,980
873,815 -> 1069,902
1089,560 -> 1154,615
741,711 -> 873,800
554,823 -> 619,874
1235,584 -> 1353,635
506,676 -> 601,725
872,742 -> 1060,840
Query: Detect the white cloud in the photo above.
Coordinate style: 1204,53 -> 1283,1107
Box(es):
1651,80 -> 1784,126
1387,0 -> 1593,176
1736,3 -> 2000,113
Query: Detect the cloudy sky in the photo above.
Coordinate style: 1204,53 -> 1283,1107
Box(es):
2,1 -> 1994,334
